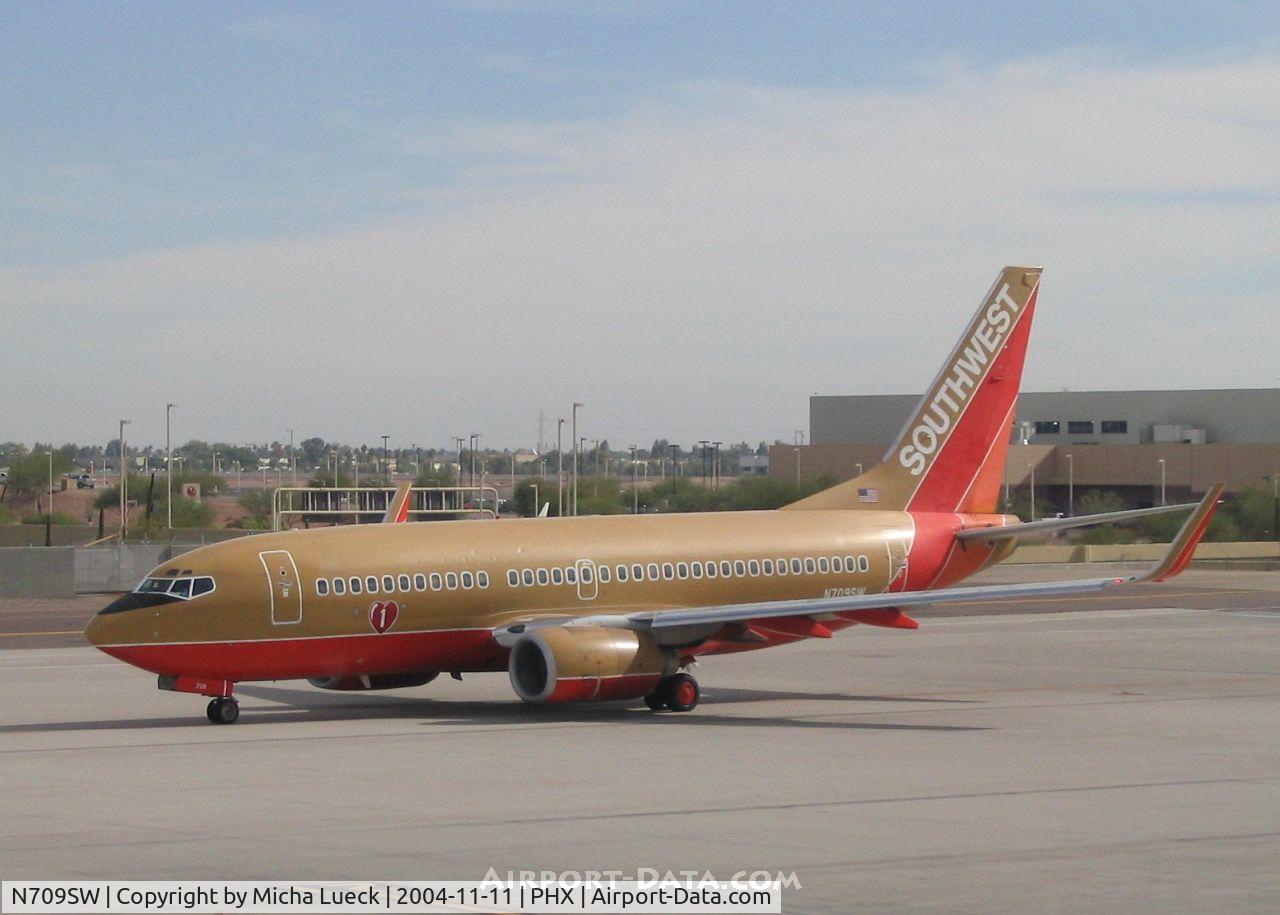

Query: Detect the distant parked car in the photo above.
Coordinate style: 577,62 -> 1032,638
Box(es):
76,474 -> 95,489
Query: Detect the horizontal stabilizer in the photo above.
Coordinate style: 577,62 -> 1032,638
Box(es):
956,500 -> 1203,544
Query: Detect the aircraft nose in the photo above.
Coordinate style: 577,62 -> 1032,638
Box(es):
85,593 -> 149,647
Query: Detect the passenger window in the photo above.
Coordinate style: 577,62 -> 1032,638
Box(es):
616,564 -> 629,582
705,561 -> 717,579
170,578 -> 192,599
791,558 -> 802,574
383,575 -> 395,592
632,563 -> 644,581
333,578 -> 347,595
647,563 -> 659,581
763,559 -> 774,575
507,570 -> 519,587
566,566 -> 577,584
845,555 -> 857,573
720,560 -> 731,577
662,563 -> 674,580
366,576 -> 379,593
431,573 -> 443,590
552,567 -> 564,585
748,559 -> 760,576
461,571 -> 474,589
677,562 -> 689,579
818,557 -> 830,574
446,572 -> 459,590
478,571 -> 489,588
598,565 -> 610,583
316,579 -> 329,596
192,577 -> 215,597
522,569 -> 535,586
414,574 -> 427,591
804,557 -> 816,574
776,558 -> 788,576
691,561 -> 703,579
734,560 -> 746,577
398,574 -> 411,591
537,568 -> 549,586
581,565 -> 594,584
858,555 -> 871,573
350,577 -> 363,594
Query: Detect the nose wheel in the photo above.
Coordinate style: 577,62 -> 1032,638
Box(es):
644,673 -> 700,713
206,697 -> 240,725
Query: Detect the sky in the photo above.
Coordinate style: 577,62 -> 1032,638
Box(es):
4,1 -> 1280,451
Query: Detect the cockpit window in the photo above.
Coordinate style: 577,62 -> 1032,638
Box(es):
133,575 -> 215,601
191,577 -> 215,597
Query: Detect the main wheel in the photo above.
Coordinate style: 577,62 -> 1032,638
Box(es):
643,690 -> 667,711
664,673 -> 700,713
206,697 -> 240,725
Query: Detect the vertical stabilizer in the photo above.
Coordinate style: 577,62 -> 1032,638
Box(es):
785,266 -> 1042,513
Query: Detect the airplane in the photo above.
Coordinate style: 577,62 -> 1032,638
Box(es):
85,266 -> 1225,724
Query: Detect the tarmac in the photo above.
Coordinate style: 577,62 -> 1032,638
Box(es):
0,570 -> 1277,912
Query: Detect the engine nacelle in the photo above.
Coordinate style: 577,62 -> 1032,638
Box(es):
508,626 -> 674,703
307,671 -> 439,691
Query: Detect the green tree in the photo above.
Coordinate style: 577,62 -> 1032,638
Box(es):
6,450 -> 75,496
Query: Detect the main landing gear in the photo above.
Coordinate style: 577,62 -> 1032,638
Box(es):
206,697 -> 240,725
644,672 -> 700,713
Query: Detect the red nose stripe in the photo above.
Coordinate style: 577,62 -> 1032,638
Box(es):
97,629 -> 502,681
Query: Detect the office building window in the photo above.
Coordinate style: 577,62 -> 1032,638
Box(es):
1034,421 -> 1060,435
1067,421 -> 1094,434
1102,420 -> 1128,434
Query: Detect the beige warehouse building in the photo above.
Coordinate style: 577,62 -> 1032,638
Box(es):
772,389 -> 1280,509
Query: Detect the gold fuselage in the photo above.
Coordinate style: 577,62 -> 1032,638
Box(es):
86,509 -> 1009,681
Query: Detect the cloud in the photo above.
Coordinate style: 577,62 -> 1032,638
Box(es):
5,54 -> 1280,446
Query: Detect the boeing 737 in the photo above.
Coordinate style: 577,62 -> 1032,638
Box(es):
85,267 -> 1224,724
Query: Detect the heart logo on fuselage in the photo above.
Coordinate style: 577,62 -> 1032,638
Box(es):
369,600 -> 399,634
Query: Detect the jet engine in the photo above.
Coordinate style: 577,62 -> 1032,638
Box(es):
508,625 -> 675,703
307,671 -> 439,691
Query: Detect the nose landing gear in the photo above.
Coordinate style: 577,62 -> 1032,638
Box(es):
206,697 -> 240,725
644,672 -> 700,713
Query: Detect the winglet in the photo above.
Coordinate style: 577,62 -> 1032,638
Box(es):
383,480 -> 413,524
1135,483 -> 1225,583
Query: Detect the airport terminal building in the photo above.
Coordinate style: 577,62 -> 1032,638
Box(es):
772,389 -> 1280,508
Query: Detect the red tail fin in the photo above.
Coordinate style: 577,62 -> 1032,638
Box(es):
785,266 -> 1042,513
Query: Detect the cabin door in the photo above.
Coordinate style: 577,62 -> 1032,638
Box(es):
575,559 -> 599,601
259,549 -> 303,624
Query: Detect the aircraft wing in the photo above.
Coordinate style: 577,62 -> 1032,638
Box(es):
493,483 -> 1223,646
955,500 -> 1203,544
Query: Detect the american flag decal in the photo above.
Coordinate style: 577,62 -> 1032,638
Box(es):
857,488 -> 878,503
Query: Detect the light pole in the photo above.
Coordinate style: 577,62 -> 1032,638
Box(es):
1158,458 -> 1167,506
46,450 -> 53,547
118,419 -> 130,540
794,447 -> 801,483
166,402 -> 175,530
381,434 -> 390,486
469,433 -> 479,487
712,442 -> 722,489
556,419 -> 564,517
288,428 -> 296,487
578,437 -> 587,515
1029,461 -> 1036,521
1065,453 -> 1074,517
413,443 -> 420,479
571,403 -> 582,516
453,436 -> 465,486
630,445 -> 638,514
